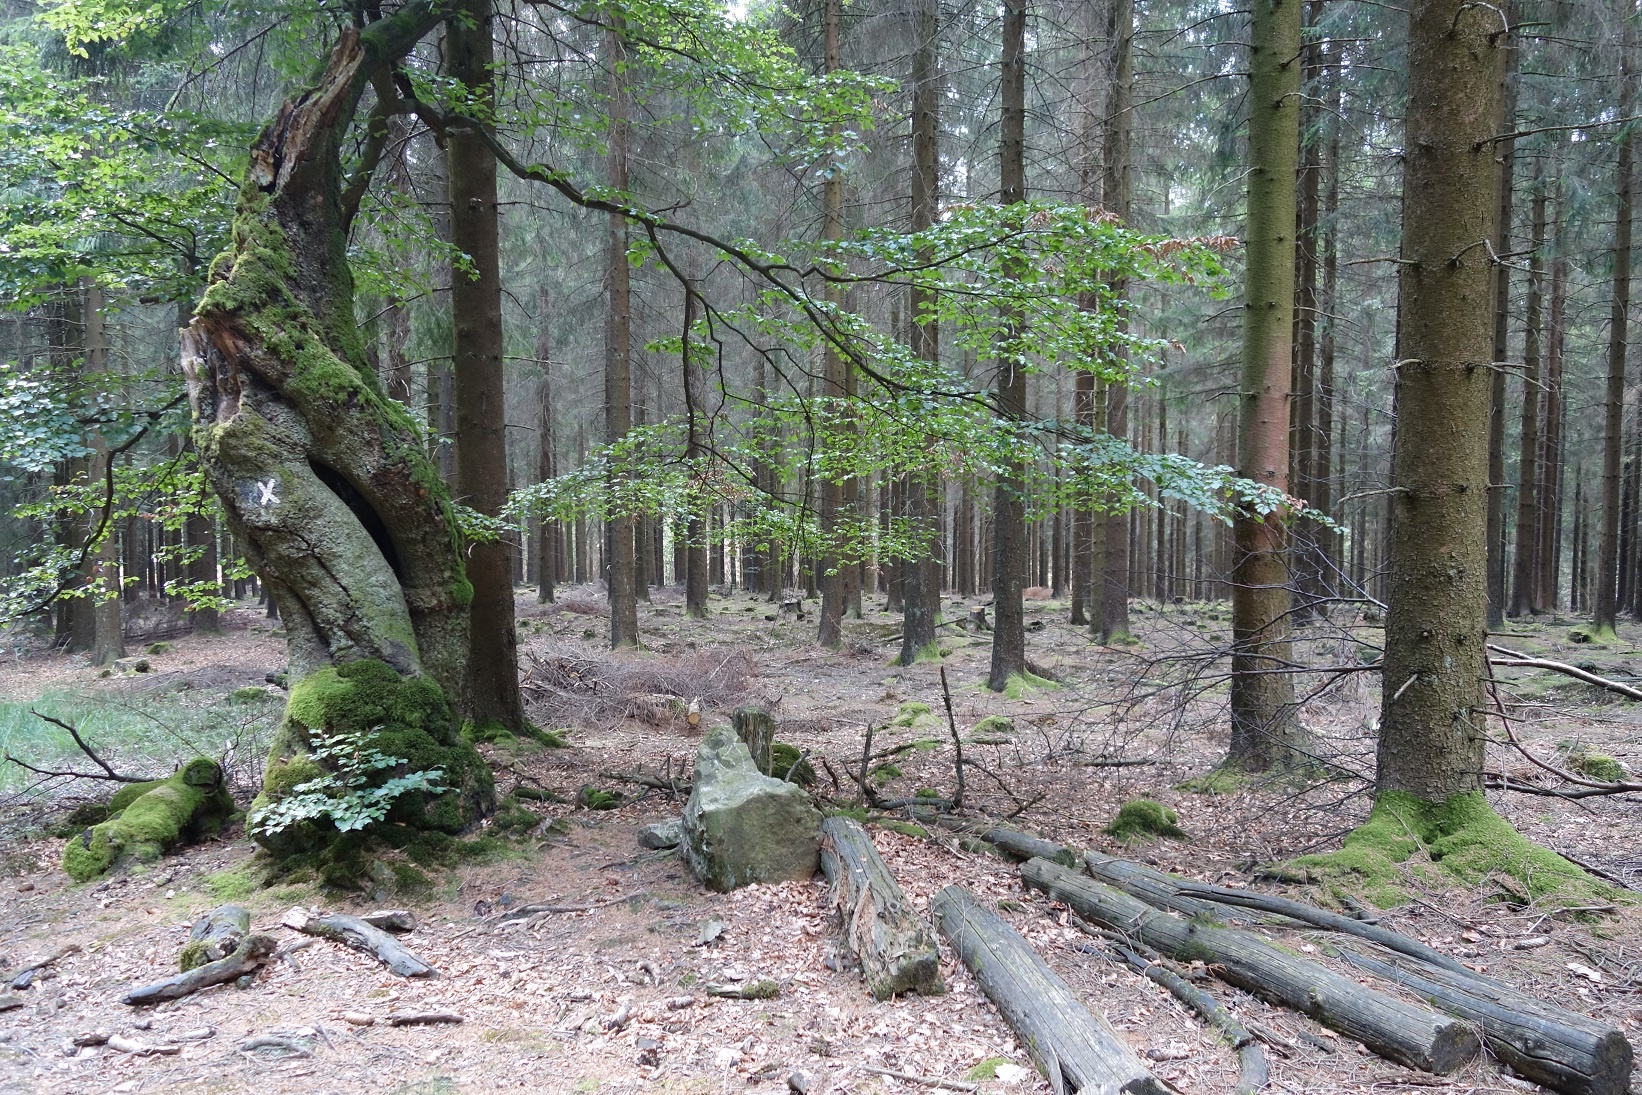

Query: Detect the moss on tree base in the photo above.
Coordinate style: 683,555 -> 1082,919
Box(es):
61,758 -> 235,882
1291,790 -> 1614,909
250,659 -> 494,860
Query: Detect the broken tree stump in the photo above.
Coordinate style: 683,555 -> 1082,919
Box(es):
731,706 -> 777,775
1021,858 -> 1478,1075
122,934 -> 277,1006
284,908 -> 434,978
819,817 -> 943,1000
931,885 -> 1166,1095
1337,948 -> 1632,1095
180,904 -> 250,971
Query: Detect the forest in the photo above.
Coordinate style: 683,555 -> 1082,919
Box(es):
0,0 -> 1640,1092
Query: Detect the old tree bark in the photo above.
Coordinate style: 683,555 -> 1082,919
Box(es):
180,11 -> 493,857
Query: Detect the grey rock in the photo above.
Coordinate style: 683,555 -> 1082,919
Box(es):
637,819 -> 684,850
681,725 -> 821,892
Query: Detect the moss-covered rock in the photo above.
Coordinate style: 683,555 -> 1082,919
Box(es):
1291,790 -> 1612,909
891,701 -> 934,729
1105,799 -> 1189,843
250,659 -> 493,858
61,758 -> 235,882
769,741 -> 816,786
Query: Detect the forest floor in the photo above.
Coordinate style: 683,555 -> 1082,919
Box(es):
0,585 -> 1640,1095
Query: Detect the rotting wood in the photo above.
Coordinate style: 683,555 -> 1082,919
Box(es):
931,884 -> 1167,1095
732,706 -> 777,774
5,943 -> 81,989
286,909 -> 434,978
1020,857 -> 1478,1075
360,909 -> 417,933
1337,947 -> 1632,1095
1082,851 -> 1260,922
122,934 -> 278,1006
183,905 -> 250,969
1106,941 -> 1268,1095
387,1011 -> 463,1026
818,816 -> 944,1000
919,814 -> 1078,866
109,1034 -> 181,1056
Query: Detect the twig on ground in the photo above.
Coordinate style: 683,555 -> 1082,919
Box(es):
859,1065 -> 978,1092
939,667 -> 965,810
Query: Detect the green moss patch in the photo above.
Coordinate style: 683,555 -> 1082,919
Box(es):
1002,671 -> 1059,700
770,741 -> 816,786
1105,799 -> 1188,843
1175,768 -> 1246,795
62,758 -> 234,882
891,701 -> 934,729
966,1058 -> 1011,1081
1291,790 -> 1612,909
968,715 -> 1015,744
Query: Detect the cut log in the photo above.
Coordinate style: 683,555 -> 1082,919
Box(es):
180,904 -> 250,971
922,814 -> 1078,866
1338,948 -> 1632,1095
1020,858 -> 1478,1075
288,910 -> 434,978
1106,943 -> 1267,1095
819,817 -> 944,999
1082,852 -> 1253,922
1167,876 -> 1479,976
122,934 -> 277,1006
732,706 -> 777,774
931,885 -> 1166,1095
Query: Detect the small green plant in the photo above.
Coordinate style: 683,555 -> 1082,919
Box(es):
250,730 -> 445,838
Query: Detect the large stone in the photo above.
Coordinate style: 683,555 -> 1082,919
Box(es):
682,726 -> 821,892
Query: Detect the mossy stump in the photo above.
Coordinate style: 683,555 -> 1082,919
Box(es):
62,758 -> 235,882
249,659 -> 493,861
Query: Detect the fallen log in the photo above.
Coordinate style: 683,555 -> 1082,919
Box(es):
931,885 -> 1167,1095
1020,858 -> 1478,1075
1083,852 -> 1474,974
1106,942 -> 1267,1095
122,934 -> 277,1006
1488,646 -> 1642,703
920,815 -> 1078,866
285,908 -> 434,978
180,905 -> 250,971
1337,948 -> 1632,1095
819,817 -> 944,1000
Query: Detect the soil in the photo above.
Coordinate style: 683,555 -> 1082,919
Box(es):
1,587 -> 1640,1095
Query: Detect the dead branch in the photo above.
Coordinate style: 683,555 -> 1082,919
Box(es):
122,935 -> 278,1006
28,711 -> 149,782
938,667 -> 965,810
1488,645 -> 1642,701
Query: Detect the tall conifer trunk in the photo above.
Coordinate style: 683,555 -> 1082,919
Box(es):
604,15 -> 640,648
1097,0 -> 1134,645
986,0 -> 1028,691
818,0 -> 848,649
1375,0 -> 1502,799
1485,8 -> 1517,629
1596,39 -> 1635,634
1509,181 -> 1547,616
1225,0 -> 1302,770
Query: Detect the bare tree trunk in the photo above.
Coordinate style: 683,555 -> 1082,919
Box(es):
1538,257 -> 1567,613
1376,0 -> 1502,800
899,0 -> 942,666
1226,0 -> 1302,771
536,336 -> 557,605
986,0 -> 1029,692
682,285 -> 709,618
1097,0 -> 1134,646
1509,180 -> 1547,616
603,15 -> 639,649
818,0 -> 847,650
1290,0 -> 1321,622
1596,40 -> 1634,634
449,0 -> 526,734
84,280 -> 125,667
1485,11 -> 1517,629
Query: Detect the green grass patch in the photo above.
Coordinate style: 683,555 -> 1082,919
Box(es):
1001,671 -> 1059,700
1291,790 -> 1614,909
204,864 -> 263,902
966,1057 -> 1011,1081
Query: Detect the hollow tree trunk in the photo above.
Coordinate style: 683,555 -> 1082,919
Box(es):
181,15 -> 492,851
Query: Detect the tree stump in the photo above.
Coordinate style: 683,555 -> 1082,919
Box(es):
819,817 -> 943,1000
932,885 -> 1166,1094
732,706 -> 777,775
180,905 -> 250,971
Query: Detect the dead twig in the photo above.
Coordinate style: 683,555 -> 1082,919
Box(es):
938,666 -> 965,810
28,711 -> 148,782
859,1065 -> 978,1092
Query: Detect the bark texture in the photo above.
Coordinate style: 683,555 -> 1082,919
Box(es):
181,14 -> 493,852
1227,0 -> 1301,770
1377,0 -> 1503,798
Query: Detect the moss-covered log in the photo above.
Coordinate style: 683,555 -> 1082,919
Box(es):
1021,857 -> 1479,1075
178,12 -> 494,859
62,758 -> 234,882
179,905 -> 250,972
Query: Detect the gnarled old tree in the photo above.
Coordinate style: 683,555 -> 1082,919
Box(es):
180,11 -> 494,856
